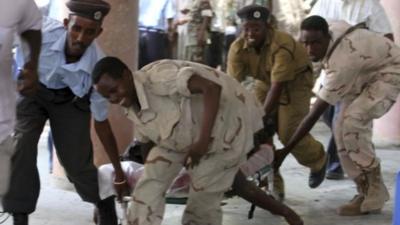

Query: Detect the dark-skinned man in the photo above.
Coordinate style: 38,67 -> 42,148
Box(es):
227,5 -> 327,201
2,1 -> 129,224
92,57 -> 304,225
274,15 -> 400,216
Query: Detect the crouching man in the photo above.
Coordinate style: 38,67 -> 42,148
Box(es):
274,16 -> 400,216
92,57 -> 299,225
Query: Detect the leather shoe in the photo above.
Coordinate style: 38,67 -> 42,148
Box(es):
308,159 -> 327,188
13,213 -> 28,225
95,196 -> 118,225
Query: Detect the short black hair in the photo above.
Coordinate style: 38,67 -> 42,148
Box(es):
301,15 -> 330,36
92,56 -> 129,84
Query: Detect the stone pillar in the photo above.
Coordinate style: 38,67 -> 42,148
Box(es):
92,0 -> 138,166
373,0 -> 400,147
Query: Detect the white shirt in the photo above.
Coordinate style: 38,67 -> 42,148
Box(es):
0,0 -> 42,142
309,0 -> 392,34
139,0 -> 176,30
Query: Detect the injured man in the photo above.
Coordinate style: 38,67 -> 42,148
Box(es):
98,143 -> 302,225
92,57 -> 303,225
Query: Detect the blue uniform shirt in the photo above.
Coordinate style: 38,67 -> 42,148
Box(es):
16,17 -> 109,121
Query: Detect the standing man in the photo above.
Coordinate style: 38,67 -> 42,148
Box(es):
309,0 -> 393,180
184,0 -> 214,64
138,0 -> 176,68
275,16 -> 398,216
0,0 -> 42,197
227,5 -> 326,200
2,1 -> 128,225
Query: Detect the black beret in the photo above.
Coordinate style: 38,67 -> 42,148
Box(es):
66,0 -> 111,22
237,4 -> 270,22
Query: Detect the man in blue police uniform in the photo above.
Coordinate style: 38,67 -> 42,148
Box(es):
2,1 -> 129,225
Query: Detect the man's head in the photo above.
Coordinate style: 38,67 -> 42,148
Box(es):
237,5 -> 270,49
92,57 -> 135,107
300,16 -> 331,62
64,0 -> 110,58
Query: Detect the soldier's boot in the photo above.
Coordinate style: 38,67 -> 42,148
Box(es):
337,195 -> 365,216
272,170 -> 285,202
337,175 -> 367,216
360,165 -> 390,213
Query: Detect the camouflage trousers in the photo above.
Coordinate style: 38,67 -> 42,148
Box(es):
128,146 -> 242,225
334,78 -> 400,179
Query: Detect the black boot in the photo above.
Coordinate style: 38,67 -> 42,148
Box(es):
95,196 -> 118,225
13,213 -> 28,225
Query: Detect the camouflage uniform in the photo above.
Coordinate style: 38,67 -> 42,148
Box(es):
319,21 -> 400,178
184,0 -> 213,63
318,21 -> 400,213
126,60 -> 264,225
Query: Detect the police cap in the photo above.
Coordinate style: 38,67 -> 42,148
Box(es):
237,4 -> 270,22
66,0 -> 111,22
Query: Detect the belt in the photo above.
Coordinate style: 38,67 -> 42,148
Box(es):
37,83 -> 75,104
40,83 -> 73,96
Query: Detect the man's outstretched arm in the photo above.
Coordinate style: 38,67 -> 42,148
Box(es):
274,97 -> 329,169
184,74 -> 221,168
95,119 -> 130,200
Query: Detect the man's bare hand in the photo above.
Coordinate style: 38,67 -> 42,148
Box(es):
184,140 -> 209,169
113,179 -> 131,202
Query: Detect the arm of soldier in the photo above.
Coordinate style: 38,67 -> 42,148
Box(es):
91,92 -> 129,200
184,74 -> 222,168
274,97 -> 329,169
94,120 -> 125,182
94,119 -> 131,200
